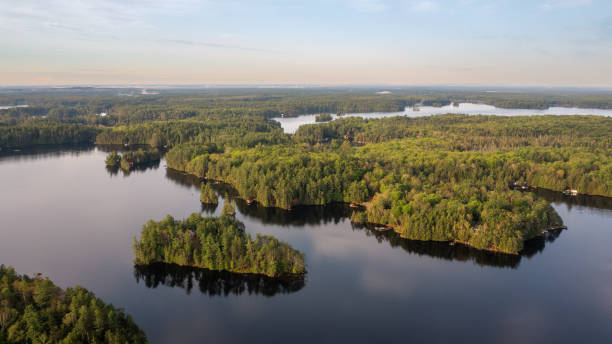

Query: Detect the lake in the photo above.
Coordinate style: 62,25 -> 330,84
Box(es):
1,147 -> 611,343
0,104 -> 28,110
273,103 -> 612,133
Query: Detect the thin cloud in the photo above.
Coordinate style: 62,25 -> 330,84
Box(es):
410,1 -> 440,12
345,0 -> 388,12
157,39 -> 283,54
0,0 -> 198,35
541,0 -> 592,9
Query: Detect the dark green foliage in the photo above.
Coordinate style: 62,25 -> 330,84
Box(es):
119,149 -> 161,171
133,214 -> 306,277
94,116 -> 287,149
294,114 -> 612,149
0,123 -> 99,149
221,199 -> 236,217
200,182 -> 217,205
105,151 -> 121,167
294,115 -> 612,197
315,113 -> 333,122
0,265 -> 147,343
161,115 -> 612,254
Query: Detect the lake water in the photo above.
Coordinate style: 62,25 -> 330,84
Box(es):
0,104 -> 28,110
1,147 -> 611,343
273,103 -> 612,133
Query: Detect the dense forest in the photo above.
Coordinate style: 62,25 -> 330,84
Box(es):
0,123 -> 99,149
200,182 -> 218,205
2,88 -> 611,254
94,115 -> 287,148
0,265 -> 147,343
133,213 -> 306,277
2,87 -> 612,142
164,115 -> 612,254
315,113 -> 333,122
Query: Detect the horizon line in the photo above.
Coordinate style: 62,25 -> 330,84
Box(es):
1,84 -> 612,91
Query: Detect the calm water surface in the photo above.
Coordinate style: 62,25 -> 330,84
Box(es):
274,103 -> 612,133
0,104 -> 28,110
1,147 -> 611,343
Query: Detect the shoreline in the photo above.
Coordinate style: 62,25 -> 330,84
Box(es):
168,167 -> 588,256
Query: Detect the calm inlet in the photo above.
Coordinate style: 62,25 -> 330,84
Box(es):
1,147 -> 611,343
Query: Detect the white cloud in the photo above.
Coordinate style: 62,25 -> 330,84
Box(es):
0,0 -> 199,36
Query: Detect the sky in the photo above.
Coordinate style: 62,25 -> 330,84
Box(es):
0,0 -> 611,86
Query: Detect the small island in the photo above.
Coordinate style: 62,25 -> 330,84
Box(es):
315,113 -> 333,122
105,148 -> 161,171
133,213 -> 306,278
0,265 -> 147,343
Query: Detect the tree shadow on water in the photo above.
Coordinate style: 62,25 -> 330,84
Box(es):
352,223 -> 565,269
133,263 -> 306,297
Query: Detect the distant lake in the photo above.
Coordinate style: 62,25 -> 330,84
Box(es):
0,104 -> 28,110
273,103 -> 612,133
1,147 -> 611,343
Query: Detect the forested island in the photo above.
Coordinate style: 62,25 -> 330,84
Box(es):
133,213 -> 306,277
105,149 -> 161,171
0,265 -> 147,343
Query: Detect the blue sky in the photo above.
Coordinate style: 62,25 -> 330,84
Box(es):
1,0 -> 611,86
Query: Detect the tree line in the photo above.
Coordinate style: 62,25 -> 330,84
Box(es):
0,265 -> 147,343
133,213 -> 306,278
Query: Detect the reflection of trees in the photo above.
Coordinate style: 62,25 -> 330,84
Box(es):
352,223 -> 565,269
165,169 -> 354,225
105,160 -> 160,177
235,200 -> 351,226
532,188 -> 612,211
165,168 -> 201,189
134,263 -> 306,297
0,145 -> 93,161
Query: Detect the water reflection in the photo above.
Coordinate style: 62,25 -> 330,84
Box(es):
532,188 -> 612,211
105,160 -> 161,177
165,168 -> 201,189
353,223 -> 564,269
0,144 -> 93,160
134,263 -> 306,297
235,200 -> 351,226
2,146 -> 611,343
